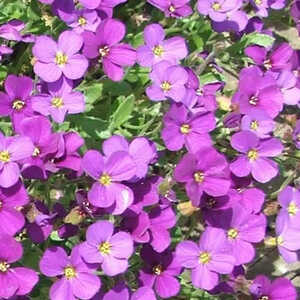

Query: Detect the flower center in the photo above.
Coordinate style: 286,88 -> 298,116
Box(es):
249,95 -> 258,106
180,124 -> 190,134
194,171 -> 204,183
153,45 -> 164,57
255,0 -> 262,5
55,52 -> 68,66
0,261 -> 9,273
99,173 -> 112,186
206,198 -> 216,209
199,251 -> 211,264
288,202 -> 298,216
160,81 -> 172,92
99,241 -> 111,255
259,296 -> 269,300
227,228 -> 239,239
152,264 -> 163,275
78,16 -> 87,26
212,2 -> 221,10
276,236 -> 284,246
250,120 -> 259,130
0,151 -> 10,162
51,97 -> 64,108
12,100 -> 25,111
263,59 -> 272,70
33,147 -> 40,157
168,5 -> 175,12
64,266 -> 76,279
247,149 -> 258,161
99,45 -> 110,57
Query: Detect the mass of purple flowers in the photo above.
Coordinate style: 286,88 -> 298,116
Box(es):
0,0 -> 299,299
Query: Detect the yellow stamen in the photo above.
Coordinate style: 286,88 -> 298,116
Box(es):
78,17 -> 87,26
180,124 -> 190,134
247,149 -> 258,161
64,266 -> 76,279
51,97 -> 63,108
99,241 -> 111,255
194,171 -> 204,183
255,0 -> 262,5
288,202 -> 298,216
153,45 -> 164,57
250,120 -> 259,131
55,52 -> 68,66
0,151 -> 10,163
227,228 -> 238,239
12,100 -> 25,111
168,5 -> 175,12
99,173 -> 112,186
263,59 -> 272,70
152,264 -> 163,275
33,147 -> 40,157
99,46 -> 110,57
0,262 -> 9,272
160,81 -> 172,92
199,252 -> 211,264
212,2 -> 221,10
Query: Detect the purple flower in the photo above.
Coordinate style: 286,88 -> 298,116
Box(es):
40,246 -> 101,300
176,227 -> 235,291
102,135 -> 156,181
82,150 -> 136,214
293,120 -> 300,149
161,103 -> 215,152
33,30 -> 88,82
232,66 -> 283,118
19,116 -> 59,179
276,70 -> 300,105
131,287 -> 156,300
0,181 -> 28,236
67,9 -> 101,34
206,204 -> 267,265
197,0 -> 241,22
100,281 -> 130,300
137,23 -> 188,67
0,75 -> 34,132
146,60 -> 188,102
79,0 -> 127,10
80,220 -> 133,276
82,18 -> 136,81
139,245 -> 181,299
275,212 -> 300,263
0,234 -> 38,299
212,10 -> 249,33
32,77 -> 85,123
147,0 -> 193,18
240,108 -> 275,138
230,131 -> 283,183
250,275 -> 297,300
0,133 -> 34,188
174,147 -> 231,205
245,43 -> 293,73
278,186 -> 300,227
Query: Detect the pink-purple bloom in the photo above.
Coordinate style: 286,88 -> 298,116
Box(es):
80,220 -> 133,276
147,0 -> 193,18
230,130 -> 283,183
33,30 -> 88,82
39,245 -> 101,300
137,23 -> 188,67
146,60 -> 188,102
82,18 -> 136,81
0,234 -> 38,299
176,227 -> 235,291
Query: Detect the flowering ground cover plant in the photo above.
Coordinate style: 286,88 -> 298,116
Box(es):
0,0 -> 300,299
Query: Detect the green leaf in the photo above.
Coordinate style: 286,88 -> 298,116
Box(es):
244,33 -> 275,48
112,95 -> 135,128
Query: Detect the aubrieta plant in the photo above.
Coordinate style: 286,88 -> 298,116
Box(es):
0,0 -> 299,299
